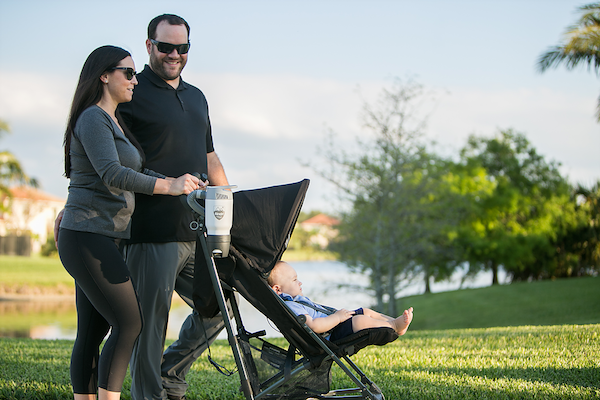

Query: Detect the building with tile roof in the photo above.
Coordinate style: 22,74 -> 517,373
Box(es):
0,186 -> 65,255
298,213 -> 341,249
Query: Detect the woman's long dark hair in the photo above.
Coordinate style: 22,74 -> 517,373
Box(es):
63,45 -> 144,178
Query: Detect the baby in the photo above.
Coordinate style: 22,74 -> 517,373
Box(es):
268,261 -> 413,341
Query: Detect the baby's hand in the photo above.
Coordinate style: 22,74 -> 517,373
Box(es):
334,309 -> 355,324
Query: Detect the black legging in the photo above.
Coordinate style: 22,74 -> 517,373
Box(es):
58,228 -> 143,394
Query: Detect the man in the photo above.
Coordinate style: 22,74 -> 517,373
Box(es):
118,14 -> 227,400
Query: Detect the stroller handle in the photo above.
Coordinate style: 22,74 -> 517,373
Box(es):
186,185 -> 238,216
186,189 -> 206,215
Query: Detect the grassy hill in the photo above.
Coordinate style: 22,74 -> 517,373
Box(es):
401,276 -> 600,331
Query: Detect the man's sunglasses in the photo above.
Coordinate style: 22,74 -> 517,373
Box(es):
109,67 -> 137,80
150,39 -> 191,55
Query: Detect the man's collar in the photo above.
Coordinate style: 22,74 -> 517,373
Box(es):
141,65 -> 188,90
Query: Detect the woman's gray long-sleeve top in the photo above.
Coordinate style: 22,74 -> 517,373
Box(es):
60,105 -> 165,239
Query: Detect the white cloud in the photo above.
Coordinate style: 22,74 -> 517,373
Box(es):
186,72 -> 371,141
0,70 -> 598,212
428,85 -> 600,185
0,71 -> 75,128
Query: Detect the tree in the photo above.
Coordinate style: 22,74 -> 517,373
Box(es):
573,182 -> 600,272
418,160 -> 496,292
551,181 -> 600,276
0,120 -> 38,212
312,79 -> 465,313
537,2 -> 600,120
457,130 -> 571,283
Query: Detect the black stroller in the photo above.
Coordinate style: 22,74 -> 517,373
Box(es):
192,180 -> 398,400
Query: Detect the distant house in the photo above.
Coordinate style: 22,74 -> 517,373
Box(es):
0,186 -> 65,255
299,213 -> 341,249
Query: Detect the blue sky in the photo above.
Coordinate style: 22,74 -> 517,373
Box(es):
0,0 -> 598,212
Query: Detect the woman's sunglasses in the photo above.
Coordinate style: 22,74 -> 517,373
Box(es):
150,39 -> 191,55
109,67 -> 137,80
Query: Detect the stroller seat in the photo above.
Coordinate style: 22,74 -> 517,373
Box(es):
192,180 -> 398,400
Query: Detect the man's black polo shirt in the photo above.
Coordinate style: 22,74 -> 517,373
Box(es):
119,65 -> 214,243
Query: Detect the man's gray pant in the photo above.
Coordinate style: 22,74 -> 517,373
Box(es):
125,242 -> 225,400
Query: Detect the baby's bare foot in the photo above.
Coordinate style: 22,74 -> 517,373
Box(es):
392,307 -> 413,335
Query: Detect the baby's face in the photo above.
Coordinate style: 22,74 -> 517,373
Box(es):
276,262 -> 303,297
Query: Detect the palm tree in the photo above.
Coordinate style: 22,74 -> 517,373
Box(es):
537,2 -> 600,120
0,119 -> 38,212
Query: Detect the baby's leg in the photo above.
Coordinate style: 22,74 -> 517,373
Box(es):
351,307 -> 414,335
351,315 -> 395,333
362,308 -> 395,323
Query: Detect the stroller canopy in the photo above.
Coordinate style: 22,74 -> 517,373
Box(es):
194,179 -> 309,317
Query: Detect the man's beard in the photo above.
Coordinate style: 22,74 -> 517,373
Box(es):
149,52 -> 186,81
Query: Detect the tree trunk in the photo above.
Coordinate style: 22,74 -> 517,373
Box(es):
491,260 -> 499,285
373,262 -> 385,313
373,220 -> 385,312
424,272 -> 431,294
387,259 -> 397,317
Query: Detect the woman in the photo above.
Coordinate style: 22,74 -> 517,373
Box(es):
57,45 -> 201,400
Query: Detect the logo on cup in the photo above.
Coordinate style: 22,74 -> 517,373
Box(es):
214,206 -> 225,220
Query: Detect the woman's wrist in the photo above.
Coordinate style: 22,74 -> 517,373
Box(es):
153,178 -> 171,195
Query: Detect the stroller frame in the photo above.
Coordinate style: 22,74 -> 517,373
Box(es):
193,180 -> 396,400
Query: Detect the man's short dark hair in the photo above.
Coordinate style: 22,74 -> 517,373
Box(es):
148,14 -> 190,40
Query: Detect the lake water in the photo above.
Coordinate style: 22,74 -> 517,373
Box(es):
0,260 -> 506,340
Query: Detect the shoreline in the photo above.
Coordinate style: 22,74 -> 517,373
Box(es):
0,283 -> 75,301
0,255 -> 337,302
0,290 -> 192,304
0,293 -> 74,301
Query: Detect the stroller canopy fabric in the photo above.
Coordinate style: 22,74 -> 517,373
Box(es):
193,179 -> 309,317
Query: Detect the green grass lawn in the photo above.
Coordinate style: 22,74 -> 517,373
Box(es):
1,324 -> 598,399
1,255 -> 599,398
403,276 -> 600,330
0,255 -> 73,295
